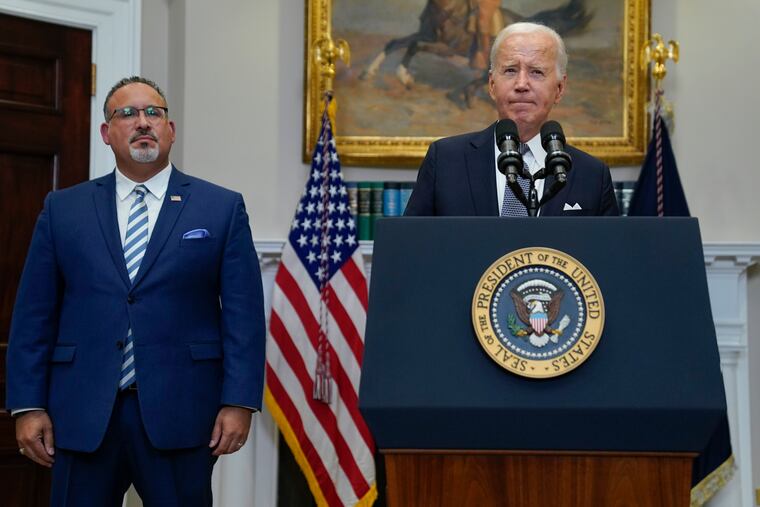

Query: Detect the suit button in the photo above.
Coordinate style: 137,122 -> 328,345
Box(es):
127,296 -> 135,304
116,340 -> 124,350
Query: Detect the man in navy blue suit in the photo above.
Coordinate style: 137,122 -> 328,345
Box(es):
405,22 -> 619,217
6,76 -> 265,506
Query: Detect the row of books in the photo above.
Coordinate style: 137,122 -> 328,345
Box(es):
344,180 -> 639,240
345,182 -> 414,240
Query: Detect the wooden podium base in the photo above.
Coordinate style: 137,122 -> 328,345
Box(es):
383,450 -> 695,507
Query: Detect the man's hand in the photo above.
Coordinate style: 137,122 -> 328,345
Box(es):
209,406 -> 252,456
16,411 -> 55,467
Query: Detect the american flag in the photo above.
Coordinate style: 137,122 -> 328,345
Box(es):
265,100 -> 377,506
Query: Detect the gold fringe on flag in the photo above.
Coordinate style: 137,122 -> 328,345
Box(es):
690,455 -> 736,507
264,387 -> 379,507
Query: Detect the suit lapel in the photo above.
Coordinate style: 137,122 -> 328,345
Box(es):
541,165 -> 577,216
466,123 -> 499,216
93,172 -> 131,288
131,166 -> 191,289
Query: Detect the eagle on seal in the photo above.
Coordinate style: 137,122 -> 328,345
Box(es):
510,289 -> 564,338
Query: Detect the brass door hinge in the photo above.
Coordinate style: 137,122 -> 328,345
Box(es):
91,63 -> 97,96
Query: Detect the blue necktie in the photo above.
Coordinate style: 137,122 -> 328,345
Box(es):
500,143 -> 531,217
120,185 -> 148,390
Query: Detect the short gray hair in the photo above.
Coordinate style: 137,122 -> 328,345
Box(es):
489,22 -> 568,77
103,76 -> 168,120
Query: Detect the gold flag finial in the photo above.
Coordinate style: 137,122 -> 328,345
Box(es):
313,36 -> 350,132
314,37 -> 350,93
642,34 -> 679,91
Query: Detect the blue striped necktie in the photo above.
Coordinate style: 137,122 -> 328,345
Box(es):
120,184 -> 149,390
500,143 -> 531,217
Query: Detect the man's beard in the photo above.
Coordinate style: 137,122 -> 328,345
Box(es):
130,145 -> 159,163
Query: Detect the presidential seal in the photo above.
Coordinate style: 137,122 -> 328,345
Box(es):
472,247 -> 605,379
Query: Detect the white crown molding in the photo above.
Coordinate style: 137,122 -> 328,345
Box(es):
703,242 -> 760,266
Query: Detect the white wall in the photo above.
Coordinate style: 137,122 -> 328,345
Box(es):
140,0 -> 168,97
655,0 -> 760,242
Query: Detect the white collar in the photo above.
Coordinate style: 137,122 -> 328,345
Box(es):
115,163 -> 172,201
522,132 -> 547,167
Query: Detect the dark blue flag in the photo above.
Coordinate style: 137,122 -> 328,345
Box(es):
628,114 -> 690,216
629,115 -> 734,505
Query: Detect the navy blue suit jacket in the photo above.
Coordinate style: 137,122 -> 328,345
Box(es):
405,123 -> 619,216
6,167 -> 266,452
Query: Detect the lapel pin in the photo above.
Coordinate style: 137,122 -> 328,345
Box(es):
170,195 -> 182,202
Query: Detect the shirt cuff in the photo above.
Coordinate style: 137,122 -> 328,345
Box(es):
10,408 -> 45,417
224,404 -> 259,413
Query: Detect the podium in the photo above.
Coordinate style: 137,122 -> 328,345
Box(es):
359,218 -> 729,506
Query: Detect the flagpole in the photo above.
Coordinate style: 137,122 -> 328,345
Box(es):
311,34 -> 350,404
634,37 -> 729,506
642,34 -> 679,216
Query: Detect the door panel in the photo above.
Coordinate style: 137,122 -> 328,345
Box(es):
0,12 -> 91,506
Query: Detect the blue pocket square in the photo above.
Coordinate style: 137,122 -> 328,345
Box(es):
183,228 -> 210,239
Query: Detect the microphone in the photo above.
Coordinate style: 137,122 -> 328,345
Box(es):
495,119 -> 523,185
540,121 -> 572,184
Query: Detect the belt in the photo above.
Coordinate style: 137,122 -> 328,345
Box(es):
121,383 -> 138,393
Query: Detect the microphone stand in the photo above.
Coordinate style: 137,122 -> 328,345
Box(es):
527,176 -> 541,217
507,167 -> 568,217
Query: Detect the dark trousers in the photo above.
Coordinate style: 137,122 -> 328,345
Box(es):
51,390 -> 217,507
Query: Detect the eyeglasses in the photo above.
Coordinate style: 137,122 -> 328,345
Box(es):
109,106 -> 169,123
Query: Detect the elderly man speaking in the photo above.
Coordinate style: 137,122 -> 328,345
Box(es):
405,22 -> 619,217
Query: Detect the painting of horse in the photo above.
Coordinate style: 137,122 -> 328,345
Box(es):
332,0 -> 626,140
360,0 -> 590,105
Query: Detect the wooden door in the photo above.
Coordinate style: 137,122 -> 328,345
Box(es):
0,12 -> 91,506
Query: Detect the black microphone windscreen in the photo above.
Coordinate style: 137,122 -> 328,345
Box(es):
496,119 -> 520,144
541,121 -> 565,147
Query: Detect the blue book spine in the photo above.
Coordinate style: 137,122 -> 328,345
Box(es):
399,182 -> 414,215
383,182 -> 400,216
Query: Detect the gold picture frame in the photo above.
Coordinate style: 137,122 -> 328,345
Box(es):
304,0 -> 650,167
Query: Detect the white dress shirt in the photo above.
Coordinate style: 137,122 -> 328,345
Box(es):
494,133 -> 547,216
115,163 -> 172,246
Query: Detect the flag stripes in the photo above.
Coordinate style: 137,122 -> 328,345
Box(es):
272,257 -> 374,450
338,257 -> 369,310
274,258 -> 362,392
268,314 -> 370,498
264,373 -> 344,506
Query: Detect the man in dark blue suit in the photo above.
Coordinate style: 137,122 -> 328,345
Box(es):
6,76 -> 265,506
405,22 -> 619,217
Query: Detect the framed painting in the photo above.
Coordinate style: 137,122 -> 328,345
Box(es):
304,0 -> 650,167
